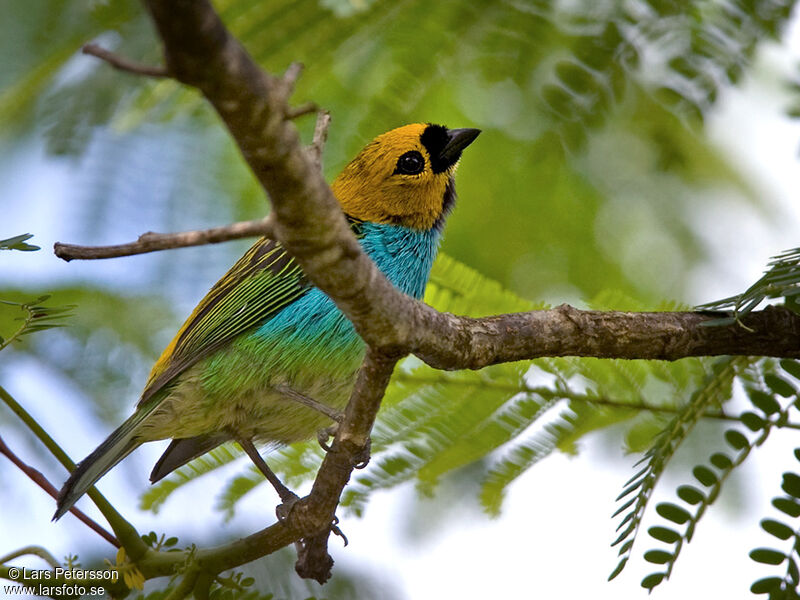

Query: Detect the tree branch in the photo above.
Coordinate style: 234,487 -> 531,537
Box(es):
82,43 -> 169,78
54,216 -> 275,261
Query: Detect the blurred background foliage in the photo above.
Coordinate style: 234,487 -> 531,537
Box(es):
2,0 -> 800,597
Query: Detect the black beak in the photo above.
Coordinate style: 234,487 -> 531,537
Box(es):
439,128 -> 481,166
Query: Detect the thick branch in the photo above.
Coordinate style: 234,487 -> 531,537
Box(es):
407,304 -> 800,369
54,216 -> 274,261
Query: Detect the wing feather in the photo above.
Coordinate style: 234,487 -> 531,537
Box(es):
140,237 -> 309,404
140,217 -> 364,405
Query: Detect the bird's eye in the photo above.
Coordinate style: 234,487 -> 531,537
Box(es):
394,151 -> 425,175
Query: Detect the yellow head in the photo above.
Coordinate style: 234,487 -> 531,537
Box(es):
332,123 -> 480,231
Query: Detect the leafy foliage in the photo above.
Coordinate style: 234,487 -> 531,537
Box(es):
698,247 -> 800,323
612,356 -> 800,590
0,295 -> 73,352
0,234 -> 39,252
749,445 -> 800,599
0,237 -> 74,352
609,356 -> 748,582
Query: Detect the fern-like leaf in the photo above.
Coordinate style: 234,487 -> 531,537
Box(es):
609,356 -> 746,582
697,246 -> 800,321
0,295 -> 74,352
750,448 -> 800,598
640,358 -> 800,590
0,233 -> 39,252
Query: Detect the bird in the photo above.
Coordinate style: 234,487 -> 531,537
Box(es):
54,123 -> 480,520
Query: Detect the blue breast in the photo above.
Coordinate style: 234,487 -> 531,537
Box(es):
255,223 -> 441,347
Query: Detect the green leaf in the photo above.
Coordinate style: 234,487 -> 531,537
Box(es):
750,577 -> 783,594
747,389 -> 781,415
608,558 -> 628,581
676,485 -> 705,505
782,473 -> 800,498
760,518 -> 795,541
749,548 -> 786,565
0,233 -> 40,251
641,572 -> 665,590
788,558 -> 799,586
693,465 -> 718,487
709,452 -> 733,470
724,429 -> 750,450
656,502 -> 692,525
741,412 -> 767,431
780,360 -> 800,381
648,526 -> 681,544
764,374 -> 797,398
644,549 -> 673,564
773,497 -> 800,518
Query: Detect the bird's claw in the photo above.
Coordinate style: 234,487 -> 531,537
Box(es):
353,437 -> 371,469
330,515 -> 349,547
317,424 -> 338,452
275,490 -> 301,523
317,426 -> 371,468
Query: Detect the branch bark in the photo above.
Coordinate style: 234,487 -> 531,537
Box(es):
54,216 -> 275,261
82,43 -> 169,78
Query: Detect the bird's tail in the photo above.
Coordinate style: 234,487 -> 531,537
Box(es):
53,400 -> 159,521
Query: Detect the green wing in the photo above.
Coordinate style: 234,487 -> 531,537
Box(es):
141,218 -> 364,405
141,237 -> 308,404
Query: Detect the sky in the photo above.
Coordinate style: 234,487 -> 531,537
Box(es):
1,11 -> 800,600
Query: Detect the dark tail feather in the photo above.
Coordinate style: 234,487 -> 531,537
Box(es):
53,403 -> 159,521
150,434 -> 229,483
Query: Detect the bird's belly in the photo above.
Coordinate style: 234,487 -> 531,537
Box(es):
141,362 -> 361,444
141,312 -> 365,444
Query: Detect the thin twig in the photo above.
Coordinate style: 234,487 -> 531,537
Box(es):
392,373 -> 800,431
83,43 -> 169,78
286,102 -> 319,120
307,111 -> 331,171
282,61 -> 304,90
0,385 -> 145,557
0,546 -> 61,569
54,215 -> 275,262
0,436 -> 119,547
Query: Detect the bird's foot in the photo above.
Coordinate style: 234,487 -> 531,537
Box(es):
275,490 -> 301,524
330,515 -> 349,546
316,424 -> 371,469
316,424 -> 338,452
238,437 -> 299,506
353,437 -> 371,469
276,496 -> 348,548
